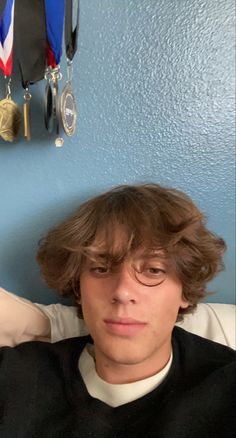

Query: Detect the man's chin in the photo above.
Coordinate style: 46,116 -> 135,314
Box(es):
98,344 -> 148,367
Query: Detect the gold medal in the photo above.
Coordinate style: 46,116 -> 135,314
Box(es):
23,88 -> 32,141
0,98 -> 21,142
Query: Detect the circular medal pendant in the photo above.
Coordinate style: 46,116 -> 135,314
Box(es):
0,98 -> 21,142
54,81 -> 61,137
60,83 -> 77,136
44,81 -> 54,133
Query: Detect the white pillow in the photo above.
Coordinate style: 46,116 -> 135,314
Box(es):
176,303 -> 235,348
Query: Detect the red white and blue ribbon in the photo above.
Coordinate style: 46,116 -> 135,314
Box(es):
0,0 -> 15,77
44,0 -> 65,68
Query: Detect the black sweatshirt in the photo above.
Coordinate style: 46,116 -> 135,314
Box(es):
0,327 -> 235,438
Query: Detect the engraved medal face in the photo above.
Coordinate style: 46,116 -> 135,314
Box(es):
0,98 -> 21,142
44,81 -> 54,133
60,83 -> 77,136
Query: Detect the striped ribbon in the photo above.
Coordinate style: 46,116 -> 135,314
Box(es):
0,0 -> 15,77
44,0 -> 65,68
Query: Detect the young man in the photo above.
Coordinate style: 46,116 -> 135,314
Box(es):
0,184 -> 235,437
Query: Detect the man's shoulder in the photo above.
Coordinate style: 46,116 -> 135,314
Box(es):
173,326 -> 236,368
0,336 -> 91,399
169,327 -> 236,397
0,335 -> 90,368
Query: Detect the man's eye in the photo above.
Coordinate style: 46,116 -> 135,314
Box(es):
90,266 -> 109,275
134,263 -> 167,286
147,267 -> 165,275
143,266 -> 166,277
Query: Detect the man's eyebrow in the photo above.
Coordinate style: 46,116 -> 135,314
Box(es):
86,253 -> 107,260
135,252 -> 168,261
86,252 -> 115,260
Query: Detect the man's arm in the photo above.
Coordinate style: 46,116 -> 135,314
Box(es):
0,288 -> 51,346
36,301 -> 89,342
0,287 -> 88,346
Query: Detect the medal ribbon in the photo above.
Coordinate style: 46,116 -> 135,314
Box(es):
14,0 -> 47,88
0,0 -> 15,77
0,1 -> 7,23
44,0 -> 65,68
64,0 -> 80,61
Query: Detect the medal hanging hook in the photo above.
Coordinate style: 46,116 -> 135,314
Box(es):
67,59 -> 73,83
51,65 -> 62,84
44,66 -> 53,84
23,86 -> 32,141
5,76 -> 12,99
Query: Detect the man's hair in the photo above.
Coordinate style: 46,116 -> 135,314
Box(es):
37,184 -> 226,320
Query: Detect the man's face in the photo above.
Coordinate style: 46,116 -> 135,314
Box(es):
80,241 -> 189,383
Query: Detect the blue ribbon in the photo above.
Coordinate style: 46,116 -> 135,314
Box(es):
44,0 -> 65,65
0,1 -> 7,24
0,0 -> 14,46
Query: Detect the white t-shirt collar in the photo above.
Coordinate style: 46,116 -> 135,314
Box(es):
79,343 -> 172,407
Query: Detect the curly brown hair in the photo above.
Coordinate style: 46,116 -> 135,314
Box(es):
37,184 -> 226,321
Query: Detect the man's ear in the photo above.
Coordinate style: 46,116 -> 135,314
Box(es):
180,296 -> 190,309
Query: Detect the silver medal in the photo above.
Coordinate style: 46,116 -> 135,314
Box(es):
60,82 -> 77,136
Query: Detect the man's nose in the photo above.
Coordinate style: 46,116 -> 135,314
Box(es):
110,267 -> 137,305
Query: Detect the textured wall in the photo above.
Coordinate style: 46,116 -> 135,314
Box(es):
0,0 -> 235,304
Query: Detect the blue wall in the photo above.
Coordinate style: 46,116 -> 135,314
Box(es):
0,0 -> 235,305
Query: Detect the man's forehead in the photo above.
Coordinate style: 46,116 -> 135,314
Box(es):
86,247 -> 166,260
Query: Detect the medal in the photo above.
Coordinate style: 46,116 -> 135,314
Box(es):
44,72 -> 54,133
60,67 -> 77,136
0,97 -> 21,142
0,77 -> 21,142
44,1 -> 65,144
44,66 -> 62,139
23,87 -> 31,140
54,72 -> 61,137
60,0 -> 80,137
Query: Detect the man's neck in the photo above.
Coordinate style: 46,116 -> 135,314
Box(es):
94,343 -> 172,384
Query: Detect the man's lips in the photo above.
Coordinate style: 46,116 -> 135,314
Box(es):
104,318 -> 146,324
103,318 -> 147,336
